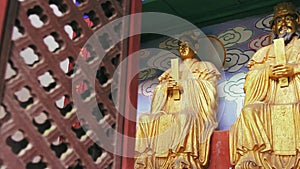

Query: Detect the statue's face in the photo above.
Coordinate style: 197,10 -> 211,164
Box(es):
179,41 -> 194,59
273,14 -> 298,36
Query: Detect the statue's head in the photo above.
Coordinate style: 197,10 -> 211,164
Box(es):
271,2 -> 300,43
178,32 -> 199,60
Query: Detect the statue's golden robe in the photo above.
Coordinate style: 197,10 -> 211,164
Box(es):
230,37 -> 300,168
135,58 -> 220,168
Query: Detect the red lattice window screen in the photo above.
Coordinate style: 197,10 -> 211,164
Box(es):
0,0 -> 141,169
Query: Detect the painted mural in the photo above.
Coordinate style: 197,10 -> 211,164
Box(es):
137,8 -> 298,130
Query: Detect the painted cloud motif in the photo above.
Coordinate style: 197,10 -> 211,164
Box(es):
138,78 -> 158,97
218,72 -> 246,117
139,49 -> 151,59
218,26 -> 253,48
146,51 -> 178,71
158,29 -> 205,53
249,34 -> 270,51
139,69 -> 158,81
224,49 -> 254,73
159,38 -> 179,54
255,14 -> 273,32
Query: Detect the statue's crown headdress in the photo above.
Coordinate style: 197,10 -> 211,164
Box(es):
271,2 -> 300,27
178,31 -> 200,51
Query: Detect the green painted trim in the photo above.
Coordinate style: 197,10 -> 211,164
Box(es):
141,0 -> 300,42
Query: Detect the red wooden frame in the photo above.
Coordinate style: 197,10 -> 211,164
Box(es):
0,0 -> 19,103
120,0 -> 142,168
0,0 -> 9,41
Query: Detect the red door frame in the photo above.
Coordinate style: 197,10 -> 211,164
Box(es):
118,0 -> 142,168
0,0 -> 142,168
0,0 -> 19,103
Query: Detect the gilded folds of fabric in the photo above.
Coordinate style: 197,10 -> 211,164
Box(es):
230,37 -> 300,168
135,59 -> 220,169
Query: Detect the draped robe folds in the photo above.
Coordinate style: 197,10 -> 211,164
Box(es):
230,37 -> 300,168
135,58 -> 220,168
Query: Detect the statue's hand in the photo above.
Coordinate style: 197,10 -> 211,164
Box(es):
166,80 -> 177,90
166,80 -> 182,92
158,73 -> 171,82
269,64 -> 294,79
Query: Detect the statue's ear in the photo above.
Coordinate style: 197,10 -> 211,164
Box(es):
296,17 -> 300,32
271,25 -> 275,32
297,13 -> 300,24
270,19 -> 275,32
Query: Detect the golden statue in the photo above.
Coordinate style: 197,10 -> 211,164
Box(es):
135,34 -> 220,169
230,2 -> 300,168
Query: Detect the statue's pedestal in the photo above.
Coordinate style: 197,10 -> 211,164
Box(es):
209,130 -> 232,169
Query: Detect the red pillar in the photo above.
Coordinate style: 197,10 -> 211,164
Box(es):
0,0 -> 19,103
209,130 -> 233,169
120,0 -> 142,168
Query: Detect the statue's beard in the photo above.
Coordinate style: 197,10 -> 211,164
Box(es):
278,31 -> 295,44
273,27 -> 300,44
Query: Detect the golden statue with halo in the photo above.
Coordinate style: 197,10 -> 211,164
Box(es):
135,33 -> 220,169
230,2 -> 300,168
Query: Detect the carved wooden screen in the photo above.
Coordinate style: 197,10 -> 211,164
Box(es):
0,0 -> 140,168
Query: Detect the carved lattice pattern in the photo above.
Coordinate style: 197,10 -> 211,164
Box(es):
0,0 -> 130,168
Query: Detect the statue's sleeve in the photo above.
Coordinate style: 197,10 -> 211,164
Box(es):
194,61 -> 220,86
179,61 -> 219,164
244,48 -> 270,105
203,62 -> 221,84
150,69 -> 172,114
150,82 -> 168,114
184,61 -> 220,119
